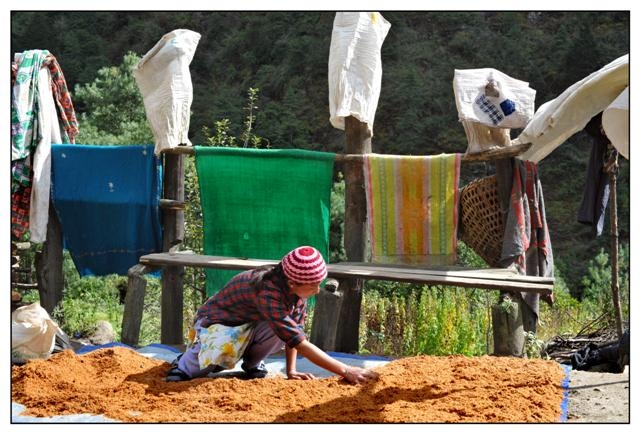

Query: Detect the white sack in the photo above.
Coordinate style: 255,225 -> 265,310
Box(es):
517,54 -> 628,163
453,68 -> 536,129
328,12 -> 391,135
12,303 -> 62,359
602,86 -> 629,160
133,29 -> 201,155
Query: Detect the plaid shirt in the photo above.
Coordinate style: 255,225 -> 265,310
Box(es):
195,268 -> 307,348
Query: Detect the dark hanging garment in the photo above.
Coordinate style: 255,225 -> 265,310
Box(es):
577,138 -> 611,236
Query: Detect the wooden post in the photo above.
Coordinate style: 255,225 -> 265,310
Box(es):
607,151 -> 624,338
491,295 -> 524,356
334,116 -> 372,353
310,279 -> 343,350
34,204 -> 64,315
121,264 -> 154,346
161,152 -> 185,345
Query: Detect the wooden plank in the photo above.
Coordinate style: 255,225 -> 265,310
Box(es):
325,266 -> 553,294
139,252 -> 553,294
332,262 -> 555,284
140,253 -> 278,269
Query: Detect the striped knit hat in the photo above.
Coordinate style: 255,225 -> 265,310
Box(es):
282,246 -> 327,284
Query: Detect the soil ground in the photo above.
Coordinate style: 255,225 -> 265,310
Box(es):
567,366 -> 630,423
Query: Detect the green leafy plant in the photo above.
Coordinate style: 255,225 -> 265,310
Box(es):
73,51 -> 153,145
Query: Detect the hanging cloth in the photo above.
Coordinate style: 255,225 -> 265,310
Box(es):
11,50 -> 78,242
500,159 -> 554,319
577,123 -> 612,237
29,67 -> 62,243
195,147 -> 335,296
11,50 -> 50,240
363,153 -> 462,265
51,144 -> 163,276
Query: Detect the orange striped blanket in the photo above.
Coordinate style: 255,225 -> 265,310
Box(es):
363,153 -> 462,265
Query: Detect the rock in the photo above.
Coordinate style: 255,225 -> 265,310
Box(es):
88,320 -> 116,345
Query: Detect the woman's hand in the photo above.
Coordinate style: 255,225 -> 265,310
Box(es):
287,370 -> 318,380
342,366 -> 378,384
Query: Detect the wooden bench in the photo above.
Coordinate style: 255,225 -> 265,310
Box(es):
121,251 -> 554,346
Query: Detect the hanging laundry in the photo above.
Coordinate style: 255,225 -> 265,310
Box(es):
500,159 -> 554,319
363,153 -> 462,266
29,66 -> 62,243
50,144 -> 163,276
578,113 -> 613,237
195,147 -> 335,297
11,50 -> 78,242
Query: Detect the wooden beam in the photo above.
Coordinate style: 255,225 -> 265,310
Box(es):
333,116 -> 372,353
34,204 -> 64,314
160,152 -> 185,345
159,143 -> 533,163
159,199 -> 186,210
139,253 -> 554,294
330,262 -> 555,285
141,253 -> 277,269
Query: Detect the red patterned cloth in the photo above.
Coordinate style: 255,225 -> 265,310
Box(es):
11,185 -> 32,240
44,55 -> 78,144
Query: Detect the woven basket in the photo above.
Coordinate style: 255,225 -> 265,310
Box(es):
459,175 -> 504,267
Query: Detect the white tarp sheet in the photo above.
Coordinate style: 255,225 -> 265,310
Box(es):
602,86 -> 629,159
516,54 -> 628,163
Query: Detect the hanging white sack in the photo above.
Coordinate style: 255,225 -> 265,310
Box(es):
328,12 -> 391,136
133,29 -> 201,155
602,86 -> 629,160
12,303 -> 63,359
453,68 -> 536,130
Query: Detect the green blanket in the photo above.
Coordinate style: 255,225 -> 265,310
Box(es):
195,147 -> 335,296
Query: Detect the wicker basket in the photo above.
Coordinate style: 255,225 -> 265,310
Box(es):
459,175 -> 504,267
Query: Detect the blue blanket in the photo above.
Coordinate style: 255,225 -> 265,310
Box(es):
51,144 -> 163,276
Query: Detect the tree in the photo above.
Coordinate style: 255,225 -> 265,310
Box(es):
73,51 -> 153,145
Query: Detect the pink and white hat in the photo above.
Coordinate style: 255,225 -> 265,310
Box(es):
282,246 -> 328,284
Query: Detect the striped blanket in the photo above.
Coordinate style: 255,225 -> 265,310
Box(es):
363,153 -> 462,265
